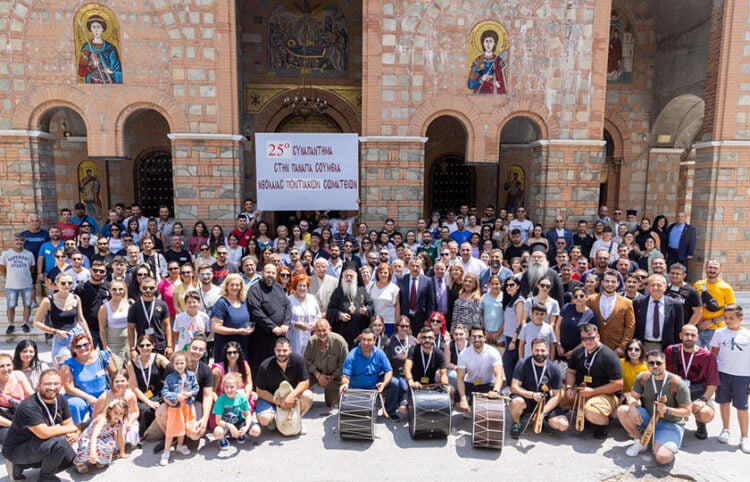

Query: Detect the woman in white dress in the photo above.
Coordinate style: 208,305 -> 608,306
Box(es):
367,263 -> 400,337
287,274 -> 321,354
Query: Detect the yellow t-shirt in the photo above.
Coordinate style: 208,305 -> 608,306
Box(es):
620,358 -> 648,393
693,278 -> 736,330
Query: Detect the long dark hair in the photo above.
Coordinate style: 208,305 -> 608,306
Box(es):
13,339 -> 42,371
502,277 -> 521,310
219,341 -> 250,381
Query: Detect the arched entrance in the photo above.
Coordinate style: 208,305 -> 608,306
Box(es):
498,116 -> 541,211
134,150 -> 174,218
430,155 -> 476,214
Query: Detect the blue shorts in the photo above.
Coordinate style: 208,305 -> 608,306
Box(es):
256,398 -> 276,416
636,407 -> 684,453
716,372 -> 750,410
5,288 -> 33,309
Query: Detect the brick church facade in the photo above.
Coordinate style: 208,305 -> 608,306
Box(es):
0,0 -> 748,286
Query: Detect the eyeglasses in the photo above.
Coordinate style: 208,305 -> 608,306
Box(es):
580,336 -> 597,342
647,360 -> 663,367
573,294 -> 586,299
92,269 -> 106,274
226,350 -> 239,355
75,342 -> 90,350
59,281 -> 73,286
138,343 -> 153,348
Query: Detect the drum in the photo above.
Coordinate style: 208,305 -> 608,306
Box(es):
338,389 -> 377,440
472,393 -> 505,449
409,386 -> 452,439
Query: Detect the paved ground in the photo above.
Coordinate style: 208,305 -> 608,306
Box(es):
0,339 -> 747,481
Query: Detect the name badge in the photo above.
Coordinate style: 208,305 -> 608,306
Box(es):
583,375 -> 593,384
474,378 -> 483,386
420,377 -> 429,384
684,380 -> 691,387
145,328 -> 155,335
96,370 -> 106,378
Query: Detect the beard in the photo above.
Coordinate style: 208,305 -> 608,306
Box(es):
263,276 -> 275,287
533,354 -> 547,363
527,259 -> 549,288
342,279 -> 358,300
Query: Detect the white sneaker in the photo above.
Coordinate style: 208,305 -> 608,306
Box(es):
718,429 -> 731,444
159,451 -> 170,466
175,444 -> 190,455
626,440 -> 647,457
741,437 -> 750,454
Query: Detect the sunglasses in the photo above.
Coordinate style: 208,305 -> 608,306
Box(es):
138,343 -> 153,348
539,284 -> 551,289
506,283 -> 517,288
81,225 -> 90,228
136,273 -> 148,277
441,253 -> 450,256
201,247 -> 209,251
279,273 -> 291,278
92,269 -> 106,274
647,360 -> 664,367
59,281 -> 73,286
573,294 -> 586,299
141,286 -> 156,291
75,343 -> 90,350
430,319 -> 442,323
168,267 -> 180,271
226,350 -> 239,355
55,254 -> 66,258
181,271 -> 193,275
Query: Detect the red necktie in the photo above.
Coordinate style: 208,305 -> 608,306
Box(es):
653,300 -> 661,339
410,278 -> 417,312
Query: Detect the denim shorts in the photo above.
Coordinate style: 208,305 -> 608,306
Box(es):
716,372 -> 750,410
636,406 -> 685,453
5,288 -> 33,309
256,398 -> 276,415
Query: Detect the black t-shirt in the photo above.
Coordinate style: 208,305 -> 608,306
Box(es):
163,249 -> 192,266
74,280 -> 110,333
211,261 -> 238,286
127,299 -> 170,352
666,283 -> 701,325
255,352 -> 309,394
165,360 -> 212,404
407,346 -> 446,382
2,393 -> 71,449
512,357 -> 563,394
504,243 -> 528,262
568,343 -> 622,389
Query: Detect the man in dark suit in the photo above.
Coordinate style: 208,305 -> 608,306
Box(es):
545,215 -> 574,251
399,257 -> 435,334
665,212 -> 696,272
634,274 -> 684,352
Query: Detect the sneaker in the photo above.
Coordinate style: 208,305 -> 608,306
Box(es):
159,451 -> 170,466
626,440 -> 647,457
299,424 -> 308,435
5,325 -> 16,335
718,429 -> 730,444
741,437 -> 750,454
510,422 -> 522,439
389,413 -> 401,422
175,444 -> 190,455
593,424 -> 609,440
237,434 -> 246,444
6,460 -> 25,481
21,324 -> 30,334
695,421 -> 708,440
219,438 -> 230,451
462,410 -> 472,419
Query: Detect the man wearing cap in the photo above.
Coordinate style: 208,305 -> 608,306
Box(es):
327,262 -> 373,348
1,232 -> 36,334
247,264 -> 292,376
625,210 -> 639,232
72,202 -> 99,234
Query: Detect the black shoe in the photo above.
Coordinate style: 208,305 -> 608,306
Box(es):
22,324 -> 30,333
5,460 -> 26,481
695,422 -> 708,440
153,440 -> 165,453
510,422 -> 522,439
593,424 -> 609,440
5,325 -> 16,335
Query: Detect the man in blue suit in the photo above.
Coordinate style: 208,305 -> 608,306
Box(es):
665,212 -> 696,274
545,215 -> 574,251
398,258 -> 435,334
634,274 -> 684,352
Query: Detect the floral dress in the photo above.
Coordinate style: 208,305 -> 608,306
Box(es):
74,419 -> 121,465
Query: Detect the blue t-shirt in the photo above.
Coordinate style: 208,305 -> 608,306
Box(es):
211,296 -> 251,329
343,346 -> 393,389
21,229 -> 49,258
481,293 -> 504,332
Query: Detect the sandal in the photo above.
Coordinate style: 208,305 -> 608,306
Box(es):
76,464 -> 89,474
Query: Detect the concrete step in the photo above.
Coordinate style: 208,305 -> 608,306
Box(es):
0,326 -> 52,345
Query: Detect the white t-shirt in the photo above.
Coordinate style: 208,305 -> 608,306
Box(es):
457,344 -> 502,384
710,327 -> 750,376
173,311 -> 211,351
0,248 -> 35,289
367,282 -> 400,325
509,219 -> 534,242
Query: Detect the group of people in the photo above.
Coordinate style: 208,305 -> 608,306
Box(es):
0,200 -> 748,479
